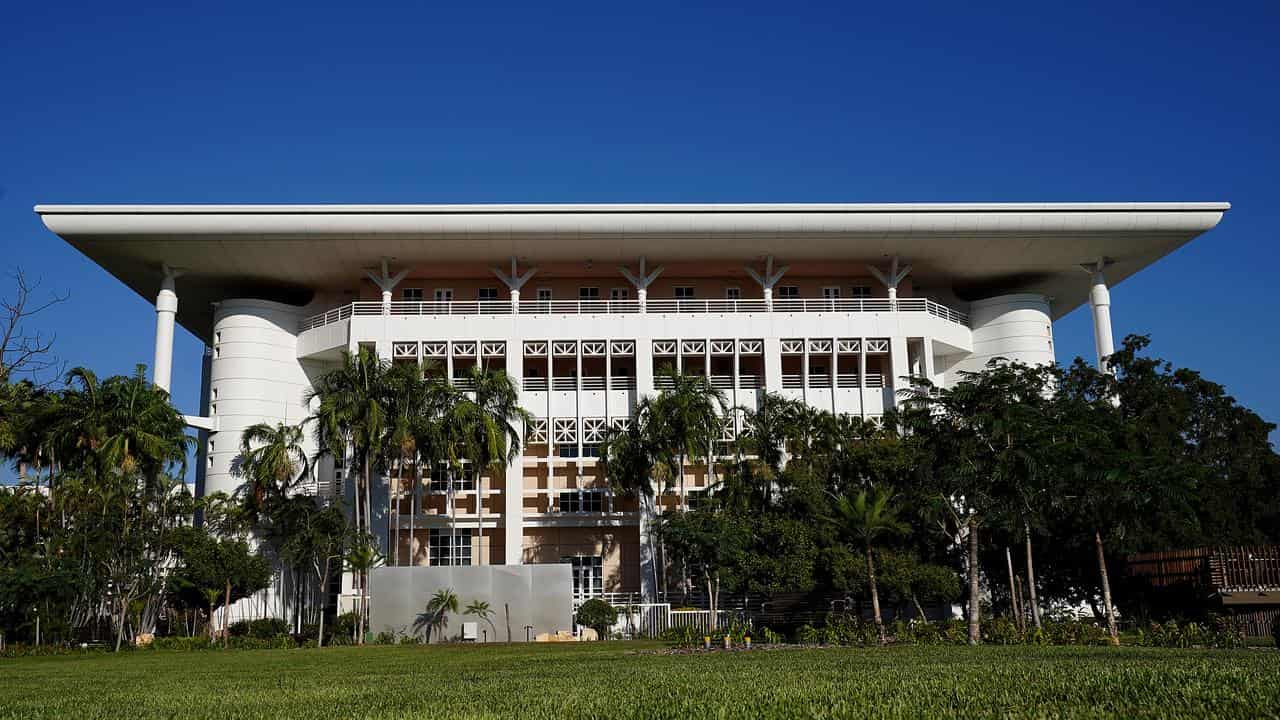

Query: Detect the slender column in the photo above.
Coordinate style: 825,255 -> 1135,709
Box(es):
366,257 -> 409,316
152,265 -> 181,393
868,256 -> 912,310
921,337 -> 936,386
889,336 -> 910,410
1085,261 -> 1116,372
504,343 -> 524,565
620,257 -> 662,314
634,337 -> 657,600
830,336 -> 838,414
858,338 -> 868,419
745,256 -> 788,312
493,257 -> 537,315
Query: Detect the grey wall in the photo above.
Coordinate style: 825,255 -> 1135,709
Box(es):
369,565 -> 573,642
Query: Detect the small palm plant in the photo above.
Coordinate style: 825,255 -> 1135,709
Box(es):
414,588 -> 460,643
833,487 -> 908,645
465,599 -> 497,642
344,540 -> 384,644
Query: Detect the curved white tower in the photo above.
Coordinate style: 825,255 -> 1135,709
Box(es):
951,293 -> 1056,373
205,299 -> 316,499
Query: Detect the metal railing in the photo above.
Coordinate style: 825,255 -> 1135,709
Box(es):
300,297 -> 970,331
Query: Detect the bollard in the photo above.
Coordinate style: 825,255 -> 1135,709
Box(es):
744,635 -> 752,650
723,635 -> 731,650
703,636 -> 711,650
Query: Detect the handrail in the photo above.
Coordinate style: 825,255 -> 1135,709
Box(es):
300,297 -> 970,331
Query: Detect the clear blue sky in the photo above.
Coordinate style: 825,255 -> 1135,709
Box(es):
1,1 -> 1277,446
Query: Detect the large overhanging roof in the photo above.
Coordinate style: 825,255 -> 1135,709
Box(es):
36,202 -> 1228,340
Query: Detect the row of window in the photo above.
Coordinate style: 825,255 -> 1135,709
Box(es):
400,285 -> 876,301
425,531 -> 606,591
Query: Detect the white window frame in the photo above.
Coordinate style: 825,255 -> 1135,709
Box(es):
402,287 -> 424,301
822,286 -> 841,299
776,285 -> 800,298
434,288 -> 454,302
477,287 -> 499,300
610,287 -> 630,301
725,287 -> 741,300
536,287 -> 553,301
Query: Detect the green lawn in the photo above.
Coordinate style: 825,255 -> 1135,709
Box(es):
2,643 -> 1277,719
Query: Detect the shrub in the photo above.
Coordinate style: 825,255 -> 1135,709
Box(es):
331,613 -> 360,643
758,626 -> 783,645
374,631 -> 396,645
981,617 -> 1025,645
658,625 -> 701,648
228,618 -> 290,639
151,636 -> 214,651
1211,615 -> 1246,649
796,624 -> 820,645
575,599 -> 618,639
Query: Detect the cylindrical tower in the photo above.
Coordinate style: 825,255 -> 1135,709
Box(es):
952,293 -> 1055,374
205,299 -> 316,499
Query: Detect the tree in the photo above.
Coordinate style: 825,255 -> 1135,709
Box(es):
600,399 -> 665,595
170,528 -> 271,645
648,371 -> 727,512
415,587 -> 459,643
464,599 -> 497,642
574,598 -> 617,640
832,487 -> 908,645
459,365 -> 530,565
238,422 -> 310,512
344,540 -> 383,644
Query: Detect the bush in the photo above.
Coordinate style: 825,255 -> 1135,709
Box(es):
228,618 -> 290,639
758,626 -> 783,645
575,599 -> 618,639
374,631 -> 396,645
151,636 -> 215,651
659,625 -> 702,648
796,624 -> 820,645
331,613 -> 360,643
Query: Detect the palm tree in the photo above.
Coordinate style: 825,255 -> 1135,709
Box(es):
649,371 -> 726,512
464,599 -> 497,642
460,366 -> 530,565
414,587 -> 459,642
308,348 -> 391,540
600,399 -> 665,596
343,540 -> 383,644
238,422 -> 310,512
832,487 -> 908,645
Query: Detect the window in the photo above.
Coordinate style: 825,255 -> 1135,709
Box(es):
563,555 -> 603,598
579,287 -> 600,300
478,287 -> 499,300
725,287 -> 741,300
557,444 -> 579,459
851,285 -> 872,298
434,288 -> 454,302
610,287 -> 630,301
559,488 -> 606,512
429,465 -> 475,492
822,286 -> 841,299
402,288 -> 424,301
686,489 -> 710,510
429,529 -> 472,566
536,288 -> 553,301
674,286 -> 695,299
776,286 -> 799,298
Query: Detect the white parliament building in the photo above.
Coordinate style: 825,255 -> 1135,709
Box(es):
37,202 -> 1228,605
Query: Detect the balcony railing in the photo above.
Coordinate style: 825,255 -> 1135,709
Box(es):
300,297 -> 970,331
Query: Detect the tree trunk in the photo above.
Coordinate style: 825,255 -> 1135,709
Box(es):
1005,546 -> 1021,628
866,542 -> 886,645
912,594 -> 928,622
224,579 -> 232,647
966,517 -> 981,645
114,597 -> 127,652
1024,522 -> 1042,630
1094,529 -> 1119,645
390,458 -> 399,567
317,559 -> 330,648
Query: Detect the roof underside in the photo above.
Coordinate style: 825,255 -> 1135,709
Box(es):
35,202 -> 1229,341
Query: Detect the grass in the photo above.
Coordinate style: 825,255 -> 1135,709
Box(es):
1,643 -> 1277,719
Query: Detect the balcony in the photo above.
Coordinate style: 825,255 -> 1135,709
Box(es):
299,297 -> 970,331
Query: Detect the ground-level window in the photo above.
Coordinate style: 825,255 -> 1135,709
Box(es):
478,287 -> 499,300
563,555 -> 604,597
674,286 -> 695,299
776,285 -> 799,298
402,288 -> 424,301
430,529 -> 472,566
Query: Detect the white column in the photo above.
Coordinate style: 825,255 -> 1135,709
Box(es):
152,266 -> 180,393
1088,265 -> 1116,371
921,337 -> 936,386
634,337 -> 657,600
889,336 -> 910,409
620,257 -> 662,314
858,338 -> 868,419
504,342 -> 524,565
746,256 -> 788,312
